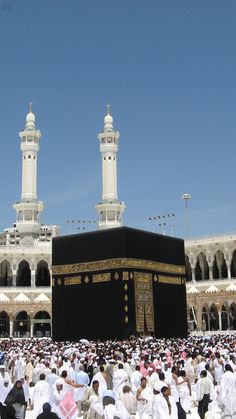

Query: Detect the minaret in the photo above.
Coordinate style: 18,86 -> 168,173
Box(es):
13,104 -> 44,240
95,106 -> 125,229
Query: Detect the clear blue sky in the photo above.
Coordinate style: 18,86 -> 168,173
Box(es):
0,0 -> 236,238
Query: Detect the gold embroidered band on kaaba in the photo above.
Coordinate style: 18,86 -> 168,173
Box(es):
64,276 -> 81,285
158,276 -> 183,285
52,258 -> 185,276
92,273 -> 111,283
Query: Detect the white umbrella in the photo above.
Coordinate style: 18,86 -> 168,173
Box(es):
63,347 -> 78,356
79,339 -> 89,344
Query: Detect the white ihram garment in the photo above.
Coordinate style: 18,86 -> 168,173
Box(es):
91,372 -> 107,398
113,369 -> 129,395
152,393 -> 178,419
32,380 -> 51,416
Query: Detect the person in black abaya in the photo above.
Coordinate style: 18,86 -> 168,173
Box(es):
4,380 -> 26,419
36,403 -> 59,419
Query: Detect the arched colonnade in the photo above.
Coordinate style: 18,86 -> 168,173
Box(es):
0,259 -> 51,287
0,310 -> 51,337
185,249 -> 236,282
187,302 -> 236,331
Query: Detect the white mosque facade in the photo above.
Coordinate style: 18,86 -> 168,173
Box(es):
185,234 -> 236,333
0,106 -> 235,337
0,107 -> 59,337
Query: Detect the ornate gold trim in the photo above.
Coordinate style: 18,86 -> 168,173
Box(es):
52,258 -> 185,275
158,275 -> 183,285
123,271 -> 129,281
92,273 -> 111,283
64,276 -> 81,285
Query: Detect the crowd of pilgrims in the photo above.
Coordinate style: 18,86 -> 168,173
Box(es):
0,335 -> 236,419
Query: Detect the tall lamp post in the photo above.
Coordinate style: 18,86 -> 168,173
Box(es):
181,193 -> 191,239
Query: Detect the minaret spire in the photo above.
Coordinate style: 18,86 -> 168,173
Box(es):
13,105 -> 44,241
95,106 -> 125,229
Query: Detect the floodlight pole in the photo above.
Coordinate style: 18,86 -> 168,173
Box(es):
181,193 -> 191,239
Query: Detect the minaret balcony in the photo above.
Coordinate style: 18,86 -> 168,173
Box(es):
19,129 -> 41,138
15,219 -> 41,230
13,201 -> 44,213
21,143 -> 39,152
100,143 -> 118,153
95,201 -> 126,230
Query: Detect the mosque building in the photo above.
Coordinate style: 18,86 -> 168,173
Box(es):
0,106 -> 59,337
185,235 -> 236,333
0,105 -> 235,337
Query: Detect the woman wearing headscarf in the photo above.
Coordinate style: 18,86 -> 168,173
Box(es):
4,380 -> 26,419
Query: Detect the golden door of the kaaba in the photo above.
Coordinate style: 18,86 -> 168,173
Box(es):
134,272 -> 155,334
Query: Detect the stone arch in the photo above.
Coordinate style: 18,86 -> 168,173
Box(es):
0,260 -> 12,286
195,259 -> 202,281
199,252 -> 209,280
195,252 -> 209,281
213,250 -> 227,279
221,304 -> 228,330
33,311 -> 51,337
209,304 -> 219,331
229,303 -> 236,330
230,249 -> 236,278
187,305 -> 196,330
185,256 -> 192,282
0,311 -> 9,337
13,310 -> 30,337
35,260 -> 50,287
34,310 -> 50,319
202,306 -> 209,331
16,260 -> 31,287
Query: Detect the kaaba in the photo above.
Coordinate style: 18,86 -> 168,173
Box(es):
52,227 -> 187,341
